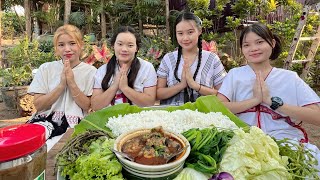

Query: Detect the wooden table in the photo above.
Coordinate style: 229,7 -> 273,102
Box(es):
46,129 -> 74,180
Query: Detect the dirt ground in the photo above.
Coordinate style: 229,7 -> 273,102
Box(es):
0,101 -> 319,148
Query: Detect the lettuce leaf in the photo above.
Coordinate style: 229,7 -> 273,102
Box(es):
219,127 -> 291,180
173,167 -> 210,180
74,95 -> 248,136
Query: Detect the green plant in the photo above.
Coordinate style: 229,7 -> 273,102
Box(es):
139,35 -> 175,69
1,12 -> 25,39
33,3 -> 60,34
0,66 -> 32,87
37,33 -> 55,53
3,37 -> 56,87
69,11 -> 86,29
7,37 -> 56,69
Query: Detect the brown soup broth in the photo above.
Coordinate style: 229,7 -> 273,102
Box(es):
121,130 -> 183,165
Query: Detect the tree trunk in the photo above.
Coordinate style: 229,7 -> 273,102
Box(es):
165,0 -> 170,39
0,0 -> 2,69
101,0 -> 107,39
24,0 -> 32,39
138,19 -> 143,35
64,0 -> 71,24
137,0 -> 143,35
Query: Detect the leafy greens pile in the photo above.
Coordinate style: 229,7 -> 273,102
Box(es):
182,127 -> 234,174
56,130 -> 123,180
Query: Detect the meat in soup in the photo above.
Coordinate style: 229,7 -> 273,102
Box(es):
121,127 -> 183,165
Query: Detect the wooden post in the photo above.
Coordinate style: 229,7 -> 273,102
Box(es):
283,5 -> 311,69
300,24 -> 320,79
101,0 -> 107,39
64,0 -> 71,24
24,0 -> 32,39
0,0 -> 2,69
165,0 -> 170,40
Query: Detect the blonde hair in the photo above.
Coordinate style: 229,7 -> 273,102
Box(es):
53,24 -> 83,53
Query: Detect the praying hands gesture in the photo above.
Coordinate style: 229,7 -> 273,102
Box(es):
118,64 -> 130,91
60,59 -> 76,88
182,63 -> 200,91
253,72 -> 272,106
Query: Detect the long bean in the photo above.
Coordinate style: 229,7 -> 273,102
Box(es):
274,138 -> 320,179
54,130 -> 112,175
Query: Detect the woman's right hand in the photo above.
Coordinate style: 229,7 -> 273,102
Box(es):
253,72 -> 263,105
111,70 -> 121,89
180,63 -> 188,88
60,65 -> 67,88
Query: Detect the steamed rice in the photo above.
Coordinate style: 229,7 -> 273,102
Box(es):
106,109 -> 239,137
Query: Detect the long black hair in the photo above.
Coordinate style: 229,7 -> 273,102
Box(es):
174,11 -> 203,103
240,23 -> 282,60
101,26 -> 141,104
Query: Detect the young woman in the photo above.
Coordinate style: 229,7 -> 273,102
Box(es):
156,11 -> 226,105
217,23 -> 320,172
91,26 -> 157,110
28,24 -> 97,139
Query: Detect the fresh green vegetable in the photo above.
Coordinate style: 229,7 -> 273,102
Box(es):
173,167 -> 210,180
56,130 -> 123,180
74,95 -> 248,136
219,127 -> 291,180
274,138 -> 320,179
182,127 -> 234,174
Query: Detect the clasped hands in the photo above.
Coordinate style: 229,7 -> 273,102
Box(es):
253,72 -> 272,106
60,59 -> 76,87
111,64 -> 130,91
180,62 -> 200,91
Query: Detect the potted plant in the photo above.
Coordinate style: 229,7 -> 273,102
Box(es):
0,37 -> 55,113
0,66 -> 32,110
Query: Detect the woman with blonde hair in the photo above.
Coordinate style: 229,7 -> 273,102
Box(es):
28,24 -> 97,140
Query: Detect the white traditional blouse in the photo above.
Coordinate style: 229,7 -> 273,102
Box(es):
28,60 -> 97,127
93,57 -> 157,106
218,65 -> 320,142
157,50 -> 226,105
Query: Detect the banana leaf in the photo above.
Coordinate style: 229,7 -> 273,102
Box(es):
73,95 -> 248,137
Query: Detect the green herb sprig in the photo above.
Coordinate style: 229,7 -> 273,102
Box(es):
55,130 -> 113,173
274,138 -> 320,179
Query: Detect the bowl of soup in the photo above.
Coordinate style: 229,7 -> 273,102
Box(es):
114,126 -> 190,179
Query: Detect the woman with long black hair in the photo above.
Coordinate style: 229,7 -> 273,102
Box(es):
91,26 -> 157,110
156,11 -> 226,105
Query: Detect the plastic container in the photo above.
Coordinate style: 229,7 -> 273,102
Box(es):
0,124 -> 47,180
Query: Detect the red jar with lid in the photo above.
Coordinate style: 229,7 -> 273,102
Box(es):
0,124 -> 47,180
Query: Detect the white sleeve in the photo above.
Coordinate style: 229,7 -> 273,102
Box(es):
157,53 -> 170,78
218,69 -> 234,101
93,64 -> 107,89
28,64 -> 49,94
210,53 -> 227,86
83,67 -> 97,96
143,62 -> 157,88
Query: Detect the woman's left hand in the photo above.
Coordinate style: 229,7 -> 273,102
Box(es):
257,72 -> 271,106
184,63 -> 198,90
64,59 -> 75,85
119,64 -> 129,90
